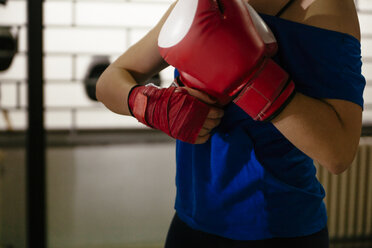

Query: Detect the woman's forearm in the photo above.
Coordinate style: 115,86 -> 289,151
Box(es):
96,66 -> 138,116
272,92 -> 362,174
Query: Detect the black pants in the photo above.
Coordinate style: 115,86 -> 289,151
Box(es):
164,214 -> 329,248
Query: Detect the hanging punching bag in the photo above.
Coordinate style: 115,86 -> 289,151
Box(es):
84,56 -> 111,101
0,26 -> 18,71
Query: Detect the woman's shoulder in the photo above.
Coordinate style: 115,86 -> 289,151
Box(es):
249,0 -> 361,41
287,0 -> 361,41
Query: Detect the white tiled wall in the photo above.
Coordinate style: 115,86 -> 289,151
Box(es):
0,0 -> 372,130
0,0 -> 174,131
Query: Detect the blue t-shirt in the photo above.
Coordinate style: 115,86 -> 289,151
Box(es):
174,14 -> 366,240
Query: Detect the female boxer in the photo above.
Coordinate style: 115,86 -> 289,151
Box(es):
96,0 -> 365,247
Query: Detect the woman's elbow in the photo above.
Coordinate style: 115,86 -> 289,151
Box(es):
323,144 -> 358,175
95,73 -> 107,103
325,159 -> 352,175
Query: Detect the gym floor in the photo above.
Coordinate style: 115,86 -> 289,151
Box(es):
330,240 -> 372,248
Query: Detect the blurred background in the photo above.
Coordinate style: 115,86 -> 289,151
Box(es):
0,0 -> 371,247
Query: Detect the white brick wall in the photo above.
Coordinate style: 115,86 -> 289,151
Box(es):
0,0 -> 174,130
0,0 -> 371,130
358,0 -> 372,10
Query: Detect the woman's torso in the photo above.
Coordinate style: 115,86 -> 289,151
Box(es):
173,0 -> 365,241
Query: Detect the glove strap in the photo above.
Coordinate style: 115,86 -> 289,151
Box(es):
233,59 -> 295,121
262,80 -> 296,122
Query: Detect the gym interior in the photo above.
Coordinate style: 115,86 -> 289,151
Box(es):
0,0 -> 372,247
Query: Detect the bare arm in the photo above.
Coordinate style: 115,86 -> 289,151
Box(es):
249,0 -> 363,174
96,2 -> 176,115
272,94 -> 362,175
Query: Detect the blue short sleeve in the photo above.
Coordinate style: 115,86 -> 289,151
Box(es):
262,14 -> 366,108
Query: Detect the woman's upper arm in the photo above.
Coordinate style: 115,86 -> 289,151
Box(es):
323,98 -> 363,131
323,98 -> 363,155
299,0 -> 361,41
110,1 -> 177,83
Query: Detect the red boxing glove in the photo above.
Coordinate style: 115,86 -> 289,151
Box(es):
128,84 -> 210,144
158,0 -> 295,121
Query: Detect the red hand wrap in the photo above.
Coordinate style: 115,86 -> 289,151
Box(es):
128,84 -> 210,144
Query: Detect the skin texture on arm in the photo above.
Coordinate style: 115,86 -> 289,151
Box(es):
96,3 -> 175,116
249,0 -> 363,174
272,94 -> 362,175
